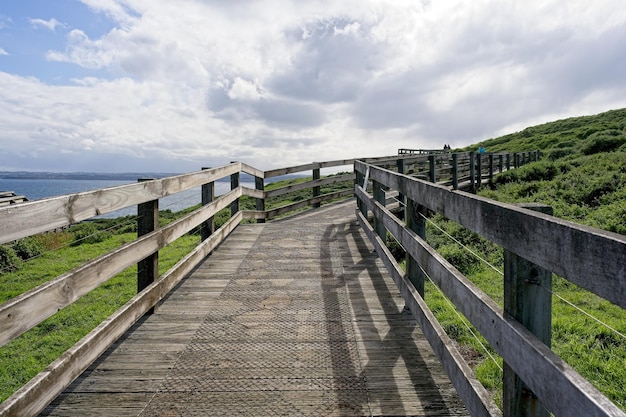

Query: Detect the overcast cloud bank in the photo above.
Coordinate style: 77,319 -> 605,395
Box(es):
1,0 -> 625,172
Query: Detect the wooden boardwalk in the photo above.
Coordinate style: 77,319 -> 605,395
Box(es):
41,200 -> 468,416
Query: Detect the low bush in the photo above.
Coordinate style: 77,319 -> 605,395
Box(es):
12,237 -> 45,261
582,130 -> 626,155
70,223 -> 112,246
0,245 -> 22,273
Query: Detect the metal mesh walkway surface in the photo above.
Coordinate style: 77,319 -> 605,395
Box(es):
41,200 -> 468,416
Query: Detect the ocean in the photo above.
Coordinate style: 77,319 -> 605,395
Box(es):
0,178 -> 252,218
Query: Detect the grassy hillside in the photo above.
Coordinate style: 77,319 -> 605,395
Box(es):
470,108 -> 626,234
431,108 -> 626,410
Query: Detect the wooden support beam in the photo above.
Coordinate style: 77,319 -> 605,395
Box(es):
200,167 -> 215,241
137,178 -> 158,315
503,203 -> 553,417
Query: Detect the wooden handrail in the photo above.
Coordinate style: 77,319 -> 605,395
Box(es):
354,159 -> 626,417
0,151 -> 553,416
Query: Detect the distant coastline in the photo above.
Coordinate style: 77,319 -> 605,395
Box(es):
0,171 -> 182,181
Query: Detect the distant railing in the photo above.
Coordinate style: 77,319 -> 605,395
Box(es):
395,150 -> 541,191
354,158 -> 626,417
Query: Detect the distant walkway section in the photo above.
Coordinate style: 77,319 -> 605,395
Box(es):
42,200 -> 468,416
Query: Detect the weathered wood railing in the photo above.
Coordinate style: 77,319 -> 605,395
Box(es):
395,150 -> 541,190
354,159 -> 626,417
0,158 -> 366,416
0,149 -> 607,416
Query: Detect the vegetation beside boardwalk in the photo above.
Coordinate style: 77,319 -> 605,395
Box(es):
422,108 -> 626,410
1,109 -> 625,410
0,174 -> 354,402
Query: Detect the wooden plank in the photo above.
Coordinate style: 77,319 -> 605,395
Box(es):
357,209 -> 501,417
265,190 -> 352,219
355,161 -> 626,309
0,164 -> 240,244
357,188 -> 626,417
0,189 -> 241,348
0,214 -> 243,417
265,173 -> 354,199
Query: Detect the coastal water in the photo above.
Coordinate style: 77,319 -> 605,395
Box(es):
0,178 -> 252,218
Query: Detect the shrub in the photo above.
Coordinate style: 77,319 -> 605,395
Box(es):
385,232 -> 405,261
545,147 -> 575,161
582,130 -> 626,155
70,223 -> 112,246
0,245 -> 22,273
437,244 -> 481,276
12,237 -> 45,260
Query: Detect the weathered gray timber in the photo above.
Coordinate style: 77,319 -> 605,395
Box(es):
40,200 -> 468,417
354,160 -> 626,417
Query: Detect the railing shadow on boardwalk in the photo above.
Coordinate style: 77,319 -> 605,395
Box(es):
2,150 -> 625,417
324,219 -> 461,416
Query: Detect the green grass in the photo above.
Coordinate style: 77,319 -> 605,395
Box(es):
429,108 -> 626,411
0,220 -> 199,402
0,172 -> 355,403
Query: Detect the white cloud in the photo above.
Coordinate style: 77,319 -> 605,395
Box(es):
28,17 -> 66,31
0,47 -> 8,56
1,0 -> 626,172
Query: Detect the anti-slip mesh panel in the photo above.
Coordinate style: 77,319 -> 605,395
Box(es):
140,213 -> 369,416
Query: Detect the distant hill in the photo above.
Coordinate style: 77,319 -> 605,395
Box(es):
466,107 -> 626,156
468,108 -> 626,235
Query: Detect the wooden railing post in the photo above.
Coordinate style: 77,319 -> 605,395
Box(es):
405,198 -> 426,297
373,179 -> 386,241
201,167 -> 215,241
356,168 -> 366,217
137,178 -> 158,314
503,203 -> 553,417
452,153 -> 459,190
469,151 -> 476,192
230,163 -> 240,217
255,175 -> 265,223
506,153 -> 511,171
313,163 -> 321,209
397,158 -> 406,220
488,154 -> 494,185
499,154 -> 504,175
476,153 -> 482,189
429,154 -> 436,183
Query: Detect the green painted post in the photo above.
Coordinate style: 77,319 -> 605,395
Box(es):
137,178 -> 158,314
373,180 -> 386,241
201,167 -> 214,241
313,164 -> 321,209
356,168 -> 365,216
255,175 -> 265,223
476,152 -> 482,189
469,151 -> 476,192
429,154 -> 436,183
230,167 -> 240,217
405,198 -> 426,297
503,203 -> 553,417
397,158 -> 406,220
452,153 -> 459,190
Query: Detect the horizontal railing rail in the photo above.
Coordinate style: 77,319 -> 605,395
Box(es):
354,159 -> 626,417
0,156 -> 379,416
0,150 -> 573,416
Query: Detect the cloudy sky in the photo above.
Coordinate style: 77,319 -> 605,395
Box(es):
1,0 -> 625,173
